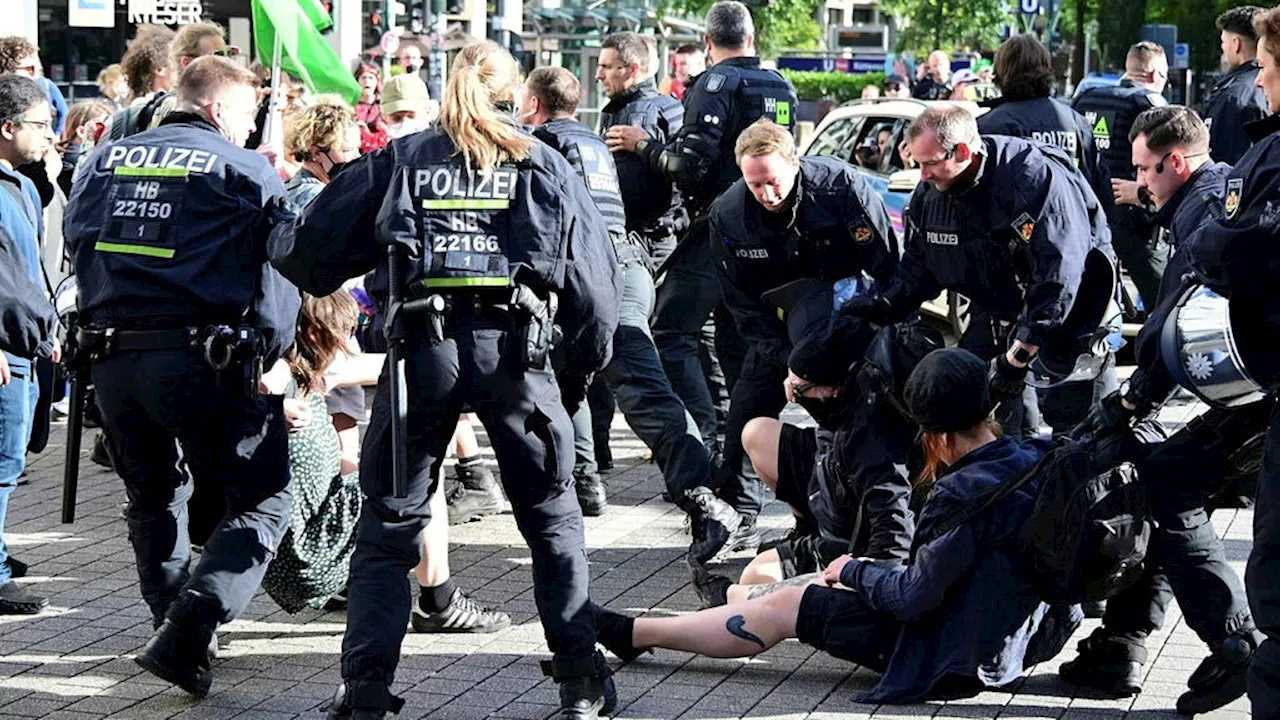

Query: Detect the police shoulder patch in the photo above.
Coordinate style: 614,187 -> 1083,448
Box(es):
1011,212 -> 1036,242
850,223 -> 873,244
1225,178 -> 1244,219
705,73 -> 726,92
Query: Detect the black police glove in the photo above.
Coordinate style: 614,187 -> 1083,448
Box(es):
840,294 -> 895,326
987,352 -> 1029,405
1084,391 -> 1152,438
558,372 -> 591,415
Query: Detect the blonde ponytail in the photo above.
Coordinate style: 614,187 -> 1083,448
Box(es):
439,41 -> 533,172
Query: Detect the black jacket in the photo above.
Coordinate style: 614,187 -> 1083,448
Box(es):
1072,79 -> 1166,181
1203,60 -> 1270,165
268,121 -> 621,379
598,80 -> 684,234
711,155 -> 898,369
533,117 -> 628,249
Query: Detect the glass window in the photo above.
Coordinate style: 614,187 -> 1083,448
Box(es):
849,117 -> 906,175
807,117 -> 864,163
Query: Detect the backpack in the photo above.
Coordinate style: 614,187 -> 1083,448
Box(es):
930,423 -> 1164,604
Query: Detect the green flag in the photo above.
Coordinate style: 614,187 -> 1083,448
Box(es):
252,0 -> 361,105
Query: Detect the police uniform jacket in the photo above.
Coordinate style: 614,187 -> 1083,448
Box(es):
268,121 -> 621,380
598,80 -> 684,234
882,136 -> 1111,349
977,96 -> 1113,217
64,112 -> 301,364
1186,113 -> 1280,387
1203,60 -> 1269,165
1126,161 -> 1232,406
711,155 -> 898,370
1072,80 -> 1166,182
532,118 -> 628,249
635,56 -> 797,215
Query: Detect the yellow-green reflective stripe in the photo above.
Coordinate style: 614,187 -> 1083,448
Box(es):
421,277 -> 510,288
94,241 -> 176,259
422,199 -> 509,210
112,166 -> 189,177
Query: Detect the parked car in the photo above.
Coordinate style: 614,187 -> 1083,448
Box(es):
800,98 -> 986,336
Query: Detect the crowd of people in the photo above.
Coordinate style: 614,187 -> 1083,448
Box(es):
1,1 -> 1280,719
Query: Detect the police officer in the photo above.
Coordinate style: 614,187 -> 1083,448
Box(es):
846,106 -> 1113,438
1204,6 -> 1270,165
62,56 -> 300,698
1073,41 -> 1168,310
1061,106 -> 1264,715
710,118 -> 898,549
269,42 -> 621,719
522,66 -> 740,563
596,31 -> 685,269
606,0 -> 797,551
1185,10 -> 1280,713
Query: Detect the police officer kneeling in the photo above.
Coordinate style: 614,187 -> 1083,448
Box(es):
268,42 -> 621,719
63,56 -> 301,697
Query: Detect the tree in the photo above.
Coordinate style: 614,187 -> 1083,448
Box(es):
661,0 -> 824,58
879,0 -> 1008,55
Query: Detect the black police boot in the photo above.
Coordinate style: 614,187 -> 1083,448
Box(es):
594,438 -> 614,473
1081,600 -> 1107,619
325,679 -> 406,720
681,487 -> 741,565
445,462 -> 504,525
589,603 -> 646,663
1058,628 -> 1146,697
722,513 -> 762,555
541,652 -> 617,719
0,581 -> 46,615
575,473 -> 608,517
688,559 -> 732,608
1176,629 -> 1262,715
4,557 -> 27,579
135,617 -> 217,698
90,432 -> 114,470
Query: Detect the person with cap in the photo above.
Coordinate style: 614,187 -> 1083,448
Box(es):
707,117 -> 898,557
1056,105 -> 1264,715
588,347 -> 1078,704
972,59 -> 1000,101
1204,6 -> 1270,165
381,73 -> 440,139
884,74 -> 912,100
1182,8 -> 1280,713
688,277 -> 933,608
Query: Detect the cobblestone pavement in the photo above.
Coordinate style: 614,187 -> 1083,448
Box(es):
0,393 -> 1255,719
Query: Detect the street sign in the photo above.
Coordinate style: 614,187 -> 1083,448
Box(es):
1173,42 -> 1190,70
380,31 -> 400,55
69,0 -> 114,28
1020,0 -> 1040,14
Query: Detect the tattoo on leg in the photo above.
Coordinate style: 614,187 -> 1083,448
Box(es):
725,614 -> 766,650
744,572 -> 821,600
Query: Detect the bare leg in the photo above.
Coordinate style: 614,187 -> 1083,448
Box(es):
728,549 -> 788,603
742,417 -> 781,491
333,413 -> 360,476
454,413 -> 481,459
414,485 -> 451,587
632,585 -> 807,657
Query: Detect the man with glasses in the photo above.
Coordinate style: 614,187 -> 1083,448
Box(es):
63,56 -> 299,698
0,75 -> 60,615
844,105 -> 1112,437
883,74 -> 911,100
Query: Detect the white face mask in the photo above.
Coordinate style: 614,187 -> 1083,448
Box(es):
387,119 -> 427,139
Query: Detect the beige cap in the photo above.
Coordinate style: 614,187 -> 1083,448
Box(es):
382,73 -> 430,116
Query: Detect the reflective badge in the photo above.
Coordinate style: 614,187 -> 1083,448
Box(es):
705,73 -> 726,92
1225,178 -> 1243,219
97,165 -> 189,259
852,224 -> 873,244
1011,212 -> 1036,242
414,164 -> 518,289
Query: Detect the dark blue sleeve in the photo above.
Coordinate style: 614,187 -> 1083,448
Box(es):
1012,168 -> 1092,346
842,167 -> 900,284
555,166 -> 622,377
268,147 -> 394,296
1126,250 -> 1186,405
45,79 -> 68,137
880,201 -> 942,318
840,523 -> 979,621
711,207 -> 789,369
639,81 -> 732,199
1185,155 -> 1280,295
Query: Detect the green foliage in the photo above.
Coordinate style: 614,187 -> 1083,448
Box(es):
781,70 -> 886,102
879,0 -> 1009,54
661,0 -> 824,58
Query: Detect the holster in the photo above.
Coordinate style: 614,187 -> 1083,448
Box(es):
510,284 -> 559,371
78,324 -> 262,397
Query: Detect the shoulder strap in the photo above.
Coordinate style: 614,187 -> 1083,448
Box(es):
923,444 -> 1060,544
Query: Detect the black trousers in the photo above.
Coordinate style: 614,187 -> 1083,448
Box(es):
341,314 -> 594,686
1249,402 -> 1280,718
715,347 -> 785,519
92,349 -> 292,627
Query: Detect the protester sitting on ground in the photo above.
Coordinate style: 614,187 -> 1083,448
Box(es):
690,281 -> 926,609
592,348 -> 1079,704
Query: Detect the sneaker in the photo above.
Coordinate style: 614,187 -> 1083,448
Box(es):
576,473 -> 607,517
688,561 -> 732,608
1175,631 -> 1259,715
445,463 -> 503,524
134,618 -> 215,698
323,585 -> 348,611
0,581 -> 46,615
411,589 -> 511,634
722,514 -> 762,555
4,557 -> 27,579
682,488 -> 741,565
1058,629 -> 1145,697
90,433 -> 114,470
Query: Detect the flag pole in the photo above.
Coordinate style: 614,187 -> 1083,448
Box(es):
262,34 -> 285,165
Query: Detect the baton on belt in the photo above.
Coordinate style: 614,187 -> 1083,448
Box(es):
61,329 -> 87,523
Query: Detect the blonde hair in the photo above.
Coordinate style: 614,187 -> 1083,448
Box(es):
97,64 -> 124,93
1255,7 -> 1280,67
734,118 -> 797,166
438,41 -> 532,171
286,99 -> 356,162
171,22 -> 226,71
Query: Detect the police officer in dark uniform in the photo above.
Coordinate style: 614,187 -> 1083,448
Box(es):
607,0 -> 798,551
1184,11 -> 1280,713
1061,106 -> 1264,715
1204,6 -> 1270,165
846,106 -> 1113,438
522,66 -> 740,562
269,42 -> 622,720
62,56 -> 300,698
1073,41 -> 1169,309
709,119 -> 898,552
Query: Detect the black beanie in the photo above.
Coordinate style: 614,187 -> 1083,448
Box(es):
903,348 -> 993,433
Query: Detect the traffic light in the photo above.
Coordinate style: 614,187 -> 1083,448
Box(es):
447,0 -> 465,14
408,0 -> 426,33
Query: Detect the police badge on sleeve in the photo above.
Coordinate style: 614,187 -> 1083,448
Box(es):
1011,212 -> 1036,242
1225,178 -> 1243,220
